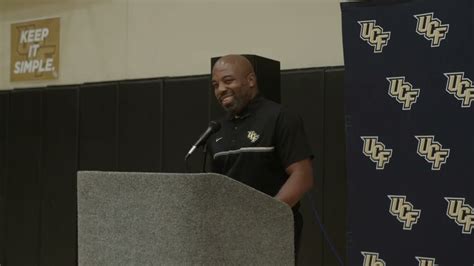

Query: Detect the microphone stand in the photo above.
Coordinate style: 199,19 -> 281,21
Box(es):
202,144 -> 208,173
184,155 -> 190,173
184,120 -> 220,173
184,144 -> 207,173
184,144 -> 209,173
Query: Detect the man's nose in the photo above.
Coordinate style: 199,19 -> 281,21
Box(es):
216,83 -> 227,94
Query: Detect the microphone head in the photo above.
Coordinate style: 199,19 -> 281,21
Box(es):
209,120 -> 221,133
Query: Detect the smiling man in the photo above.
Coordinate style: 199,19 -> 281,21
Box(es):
207,54 -> 314,257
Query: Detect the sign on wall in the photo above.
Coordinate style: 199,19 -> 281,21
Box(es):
10,17 -> 60,82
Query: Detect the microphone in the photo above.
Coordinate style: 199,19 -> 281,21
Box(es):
185,121 -> 221,160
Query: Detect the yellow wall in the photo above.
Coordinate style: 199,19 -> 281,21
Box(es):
0,0 -> 343,89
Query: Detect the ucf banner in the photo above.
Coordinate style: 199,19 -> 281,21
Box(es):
342,0 -> 473,265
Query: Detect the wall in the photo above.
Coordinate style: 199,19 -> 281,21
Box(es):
0,1 -> 6,88
0,0 -> 344,89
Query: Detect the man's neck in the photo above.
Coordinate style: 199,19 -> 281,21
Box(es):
229,92 -> 262,119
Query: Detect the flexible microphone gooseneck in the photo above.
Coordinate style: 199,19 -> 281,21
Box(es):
185,121 -> 221,162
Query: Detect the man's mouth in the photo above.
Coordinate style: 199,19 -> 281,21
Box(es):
221,95 -> 233,105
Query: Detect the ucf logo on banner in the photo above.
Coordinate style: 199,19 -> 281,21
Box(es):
10,17 -> 60,81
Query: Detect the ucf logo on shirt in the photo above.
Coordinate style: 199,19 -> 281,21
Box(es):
414,13 -> 449,47
388,195 -> 421,230
387,77 -> 421,110
445,197 -> 474,234
358,20 -> 391,53
247,131 -> 260,143
444,72 -> 474,108
361,251 -> 386,266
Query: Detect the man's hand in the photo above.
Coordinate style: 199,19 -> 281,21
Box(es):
274,158 -> 314,207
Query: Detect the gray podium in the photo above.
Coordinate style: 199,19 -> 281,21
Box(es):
77,171 -> 294,265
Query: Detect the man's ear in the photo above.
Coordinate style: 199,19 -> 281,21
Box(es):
247,72 -> 257,88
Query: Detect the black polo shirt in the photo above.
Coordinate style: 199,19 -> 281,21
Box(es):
207,95 -> 313,200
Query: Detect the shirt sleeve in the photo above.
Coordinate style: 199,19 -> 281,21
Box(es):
274,107 -> 313,168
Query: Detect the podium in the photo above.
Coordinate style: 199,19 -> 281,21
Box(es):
77,171 -> 294,265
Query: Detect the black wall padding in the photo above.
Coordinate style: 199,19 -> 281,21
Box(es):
281,68 -> 325,266
6,89 -> 43,265
118,79 -> 163,172
1,66 -> 347,266
323,68 -> 347,266
0,92 -> 9,266
79,83 -> 118,171
40,86 -> 79,266
162,76 -> 210,173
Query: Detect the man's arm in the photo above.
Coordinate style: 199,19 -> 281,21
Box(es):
274,158 -> 314,207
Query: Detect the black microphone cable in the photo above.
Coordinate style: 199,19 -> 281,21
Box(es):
306,191 -> 345,266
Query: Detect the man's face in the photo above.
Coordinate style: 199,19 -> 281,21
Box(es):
211,61 -> 255,114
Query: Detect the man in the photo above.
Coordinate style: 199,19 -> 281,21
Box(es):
207,54 -> 314,255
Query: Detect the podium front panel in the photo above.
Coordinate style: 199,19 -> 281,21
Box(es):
78,171 -> 294,265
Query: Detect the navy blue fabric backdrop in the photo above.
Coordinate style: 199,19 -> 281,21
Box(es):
342,0 -> 473,265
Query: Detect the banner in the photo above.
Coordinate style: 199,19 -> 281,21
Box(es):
342,0 -> 473,265
10,17 -> 60,81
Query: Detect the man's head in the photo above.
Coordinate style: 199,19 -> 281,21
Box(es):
212,54 -> 258,115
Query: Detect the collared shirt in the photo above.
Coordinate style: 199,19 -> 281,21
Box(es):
207,95 -> 313,198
